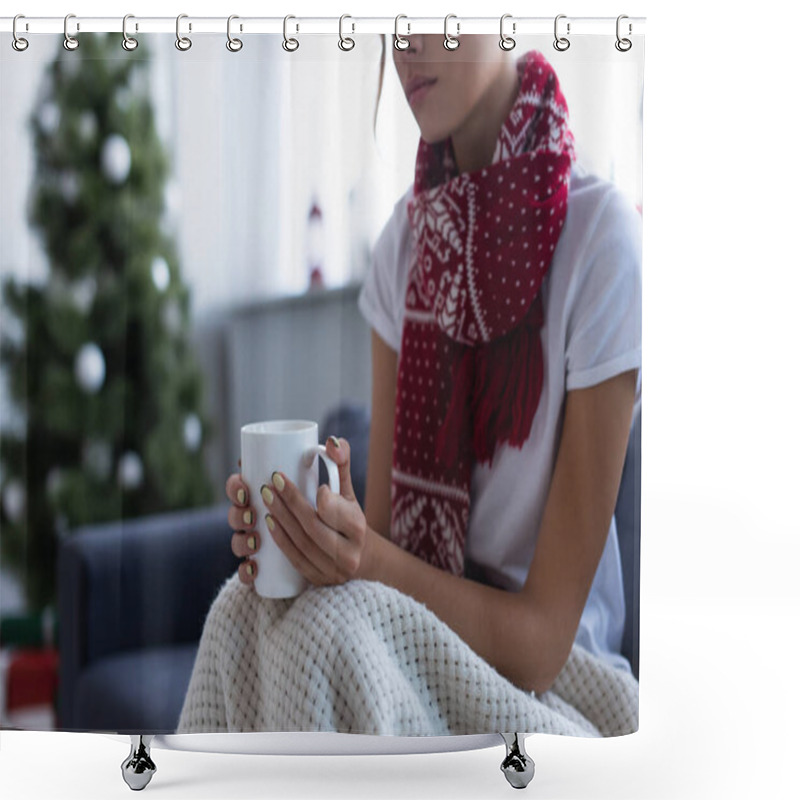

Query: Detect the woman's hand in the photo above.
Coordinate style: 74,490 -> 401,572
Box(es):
225,436 -> 372,589
226,468 -> 260,585
264,436 -> 371,587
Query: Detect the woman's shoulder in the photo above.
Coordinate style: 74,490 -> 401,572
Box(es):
358,185 -> 416,350
564,162 -> 642,249
553,163 -> 642,295
370,183 -> 415,280
542,164 -> 642,352
378,183 -> 415,243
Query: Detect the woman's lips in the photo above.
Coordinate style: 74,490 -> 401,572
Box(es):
406,77 -> 437,108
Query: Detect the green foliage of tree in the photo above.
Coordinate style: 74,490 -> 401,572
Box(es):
1,33 -> 214,612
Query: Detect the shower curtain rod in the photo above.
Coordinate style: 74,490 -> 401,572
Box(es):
1,15 -> 645,37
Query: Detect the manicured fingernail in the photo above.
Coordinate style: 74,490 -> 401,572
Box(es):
261,484 -> 273,505
237,488 -> 246,504
271,472 -> 285,492
265,514 -> 275,532
329,435 -> 340,449
247,536 -> 256,551
245,563 -> 254,576
243,509 -> 253,525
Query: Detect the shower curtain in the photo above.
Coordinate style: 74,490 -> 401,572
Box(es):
0,20 -> 644,739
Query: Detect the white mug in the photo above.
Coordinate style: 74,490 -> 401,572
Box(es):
240,420 -> 340,598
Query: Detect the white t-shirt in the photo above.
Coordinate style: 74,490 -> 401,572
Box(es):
358,162 -> 642,673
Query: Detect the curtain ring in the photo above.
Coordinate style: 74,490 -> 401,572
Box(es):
175,13 -> 192,51
12,14 -> 29,52
283,15 -> 299,52
394,15 -> 410,51
122,14 -> 138,51
499,14 -> 516,51
338,15 -> 355,51
615,15 -> 632,52
443,14 -> 460,51
63,13 -> 79,51
553,14 -> 570,52
227,15 -> 243,52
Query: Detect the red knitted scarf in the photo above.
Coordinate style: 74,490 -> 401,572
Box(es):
389,49 -> 576,575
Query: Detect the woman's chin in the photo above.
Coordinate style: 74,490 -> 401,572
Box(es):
418,124 -> 452,145
408,105 -> 451,145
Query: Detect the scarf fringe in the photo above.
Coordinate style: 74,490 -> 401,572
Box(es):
435,298 -> 545,470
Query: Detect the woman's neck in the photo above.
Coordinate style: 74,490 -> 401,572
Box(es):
451,60 -> 520,175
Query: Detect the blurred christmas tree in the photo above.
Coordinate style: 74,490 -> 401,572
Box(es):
0,33 -> 215,612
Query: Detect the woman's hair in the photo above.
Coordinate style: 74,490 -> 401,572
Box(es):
373,34 -> 386,138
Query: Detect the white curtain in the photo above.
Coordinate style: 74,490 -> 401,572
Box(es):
149,32 -> 412,314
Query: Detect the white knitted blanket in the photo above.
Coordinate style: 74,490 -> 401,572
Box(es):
177,575 -> 638,737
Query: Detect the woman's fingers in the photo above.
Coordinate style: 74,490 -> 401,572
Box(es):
267,475 -> 364,581
231,529 -> 260,558
324,436 -> 357,502
228,466 -> 259,586
266,506 -> 341,580
228,503 -> 256,532
237,558 -> 257,585
265,512 -> 330,586
225,471 -> 250,506
316,484 -> 367,549
232,529 -> 259,586
228,452 -> 362,584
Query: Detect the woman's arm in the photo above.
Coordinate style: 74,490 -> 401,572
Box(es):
361,367 -> 638,694
258,326 -> 637,693
363,330 -> 398,539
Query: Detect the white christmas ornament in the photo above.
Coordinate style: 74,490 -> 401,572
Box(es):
118,451 -> 144,490
74,342 -> 106,393
2,479 -> 26,523
101,134 -> 131,184
38,102 -> 60,135
83,439 -> 112,480
151,256 -> 170,292
183,414 -> 202,451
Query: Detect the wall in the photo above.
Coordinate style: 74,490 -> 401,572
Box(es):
192,282 -> 372,503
